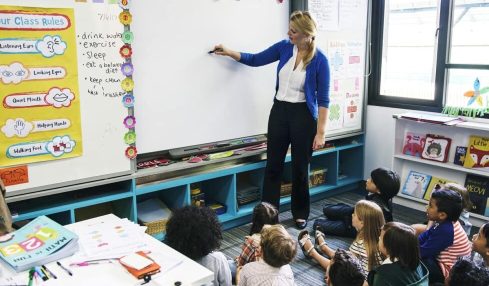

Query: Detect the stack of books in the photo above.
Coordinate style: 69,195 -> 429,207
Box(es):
0,216 -> 78,272
236,184 -> 261,206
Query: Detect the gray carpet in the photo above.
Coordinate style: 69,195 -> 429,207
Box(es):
221,190 -> 425,286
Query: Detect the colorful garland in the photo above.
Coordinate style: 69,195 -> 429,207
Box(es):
118,0 -> 137,159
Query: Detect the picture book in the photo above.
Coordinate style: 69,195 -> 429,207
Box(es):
402,132 -> 425,157
421,134 -> 451,163
464,174 -> 489,215
453,146 -> 467,166
463,136 -> 489,172
423,176 -> 457,200
0,216 -> 78,272
401,171 -> 432,199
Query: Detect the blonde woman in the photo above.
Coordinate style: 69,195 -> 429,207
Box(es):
299,200 -> 385,279
214,11 -> 330,229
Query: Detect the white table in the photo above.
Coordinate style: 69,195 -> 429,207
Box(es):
0,214 -> 213,286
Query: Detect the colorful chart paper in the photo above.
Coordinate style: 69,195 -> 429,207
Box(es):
0,6 -> 83,167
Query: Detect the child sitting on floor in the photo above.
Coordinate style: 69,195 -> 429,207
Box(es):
237,224 -> 297,286
446,256 -> 489,286
325,249 -> 364,286
367,222 -> 429,286
235,202 -> 278,267
472,222 -> 489,266
314,167 -> 400,238
165,206 -> 232,286
299,200 -> 385,278
418,189 -> 472,284
413,182 -> 473,236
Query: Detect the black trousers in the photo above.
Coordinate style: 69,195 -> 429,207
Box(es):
262,99 -> 316,220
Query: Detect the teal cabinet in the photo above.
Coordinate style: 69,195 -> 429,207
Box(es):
9,134 -> 364,237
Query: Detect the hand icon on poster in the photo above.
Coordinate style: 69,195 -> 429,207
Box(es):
14,120 -> 25,135
1,118 -> 33,138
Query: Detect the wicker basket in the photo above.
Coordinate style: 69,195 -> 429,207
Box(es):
137,198 -> 172,235
142,219 -> 168,235
309,168 -> 327,187
280,182 -> 292,197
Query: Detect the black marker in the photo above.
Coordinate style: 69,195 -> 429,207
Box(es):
208,48 -> 223,54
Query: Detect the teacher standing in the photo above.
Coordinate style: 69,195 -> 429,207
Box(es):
214,11 -> 330,229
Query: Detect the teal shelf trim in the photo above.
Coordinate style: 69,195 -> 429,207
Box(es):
311,142 -> 364,156
337,177 -> 363,186
310,184 -> 336,196
217,213 -> 235,223
236,202 -> 258,217
152,232 -> 165,241
12,191 -> 133,222
280,196 -> 291,205
136,180 -> 188,195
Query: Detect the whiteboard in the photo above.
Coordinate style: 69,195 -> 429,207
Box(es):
0,0 -> 132,196
132,0 -> 289,154
309,0 -> 368,137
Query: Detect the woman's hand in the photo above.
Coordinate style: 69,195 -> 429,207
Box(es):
212,44 -> 241,61
312,132 -> 325,150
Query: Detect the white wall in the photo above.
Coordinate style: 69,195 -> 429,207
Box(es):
364,105 -> 410,178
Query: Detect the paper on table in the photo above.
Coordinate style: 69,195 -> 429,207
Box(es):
70,216 -> 148,260
120,253 -> 153,270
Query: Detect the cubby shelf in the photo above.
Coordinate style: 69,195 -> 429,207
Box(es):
9,134 -> 365,237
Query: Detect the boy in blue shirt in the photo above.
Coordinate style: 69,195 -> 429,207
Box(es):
419,189 -> 472,284
314,167 -> 400,237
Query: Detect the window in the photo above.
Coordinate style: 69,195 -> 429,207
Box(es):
369,0 -> 489,117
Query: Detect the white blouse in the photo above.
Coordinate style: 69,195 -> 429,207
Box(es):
275,46 -> 306,103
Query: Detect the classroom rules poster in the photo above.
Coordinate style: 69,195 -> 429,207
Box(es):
0,6 -> 83,167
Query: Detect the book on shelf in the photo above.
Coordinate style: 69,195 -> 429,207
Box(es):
402,132 -> 426,157
464,174 -> 489,215
401,171 -> 432,199
0,216 -> 78,272
423,176 -> 457,200
453,146 -> 467,166
421,134 -> 451,163
463,135 -> 489,172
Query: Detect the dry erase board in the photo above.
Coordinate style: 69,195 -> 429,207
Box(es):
132,0 -> 289,154
308,0 -> 368,137
0,0 -> 132,196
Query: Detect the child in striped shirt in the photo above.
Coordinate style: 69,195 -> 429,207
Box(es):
298,200 -> 385,279
419,189 -> 472,284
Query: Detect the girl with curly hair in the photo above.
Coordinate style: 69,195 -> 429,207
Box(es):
165,206 -> 231,286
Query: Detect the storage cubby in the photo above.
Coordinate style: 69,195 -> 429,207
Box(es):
338,147 -> 364,185
310,152 -> 337,187
137,185 -> 188,210
74,197 -> 134,222
236,170 -> 263,216
199,175 -> 235,220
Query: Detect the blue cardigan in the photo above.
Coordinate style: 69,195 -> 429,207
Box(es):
239,40 -> 330,119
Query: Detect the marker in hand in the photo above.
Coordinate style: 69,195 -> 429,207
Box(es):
208,48 -> 223,54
